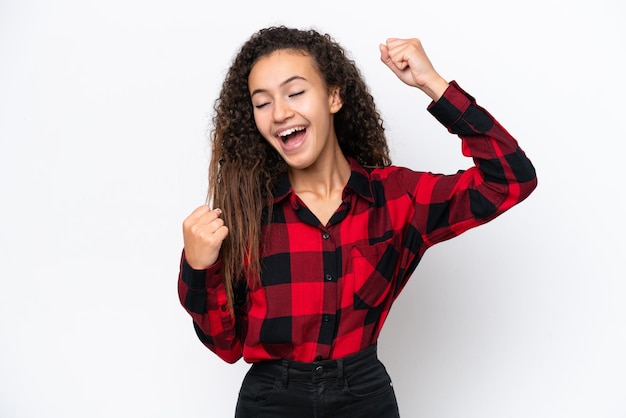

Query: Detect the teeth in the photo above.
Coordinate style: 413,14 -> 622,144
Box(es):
278,126 -> 305,137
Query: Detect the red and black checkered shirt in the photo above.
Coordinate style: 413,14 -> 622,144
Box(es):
178,81 -> 538,364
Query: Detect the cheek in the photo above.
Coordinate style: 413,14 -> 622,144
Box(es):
252,116 -> 277,147
252,112 -> 262,130
253,114 -> 270,140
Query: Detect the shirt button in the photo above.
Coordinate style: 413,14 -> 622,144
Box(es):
322,233 -> 330,240
325,274 -> 332,281
323,314 -> 330,322
315,355 -> 323,361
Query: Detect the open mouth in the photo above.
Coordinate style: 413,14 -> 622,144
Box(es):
278,126 -> 306,147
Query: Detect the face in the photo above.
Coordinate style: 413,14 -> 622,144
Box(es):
248,50 -> 343,171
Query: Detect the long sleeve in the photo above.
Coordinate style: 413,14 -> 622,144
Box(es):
405,80 -> 538,247
177,252 -> 244,363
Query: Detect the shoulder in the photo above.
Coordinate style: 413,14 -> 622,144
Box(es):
364,165 -> 428,203
367,164 -> 423,183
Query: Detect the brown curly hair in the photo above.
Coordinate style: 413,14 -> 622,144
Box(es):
208,26 -> 391,309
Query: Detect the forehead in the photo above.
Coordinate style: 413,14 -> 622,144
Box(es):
248,49 -> 323,90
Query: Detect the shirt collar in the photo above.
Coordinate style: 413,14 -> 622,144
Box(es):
272,157 -> 375,205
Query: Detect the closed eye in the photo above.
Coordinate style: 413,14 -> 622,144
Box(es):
289,91 -> 305,98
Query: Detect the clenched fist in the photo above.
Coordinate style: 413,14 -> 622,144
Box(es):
379,37 -> 449,101
182,206 -> 229,270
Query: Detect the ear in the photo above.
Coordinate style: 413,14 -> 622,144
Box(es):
328,86 -> 343,114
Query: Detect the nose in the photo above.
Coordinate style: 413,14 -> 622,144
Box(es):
272,98 -> 294,122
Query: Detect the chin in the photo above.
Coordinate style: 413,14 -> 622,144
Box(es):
284,157 -> 314,171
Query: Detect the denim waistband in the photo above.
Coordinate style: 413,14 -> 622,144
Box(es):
249,344 -> 378,385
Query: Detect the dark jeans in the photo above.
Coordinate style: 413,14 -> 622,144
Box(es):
234,344 -> 400,418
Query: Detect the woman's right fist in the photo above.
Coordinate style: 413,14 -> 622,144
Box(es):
182,206 -> 229,270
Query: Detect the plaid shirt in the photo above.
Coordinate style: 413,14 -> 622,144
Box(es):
178,81 -> 537,364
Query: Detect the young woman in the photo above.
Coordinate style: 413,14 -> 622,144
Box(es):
178,26 -> 537,417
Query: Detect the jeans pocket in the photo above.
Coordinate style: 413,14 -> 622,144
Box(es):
237,368 -> 281,405
344,360 -> 394,398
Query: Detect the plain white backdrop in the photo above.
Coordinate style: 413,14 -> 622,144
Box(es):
1,0 -> 624,417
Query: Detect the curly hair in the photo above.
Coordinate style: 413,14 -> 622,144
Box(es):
207,26 -> 391,309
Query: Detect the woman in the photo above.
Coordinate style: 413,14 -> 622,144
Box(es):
178,26 -> 537,417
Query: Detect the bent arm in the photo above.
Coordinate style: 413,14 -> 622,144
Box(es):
178,252 -> 244,364
415,81 -> 538,246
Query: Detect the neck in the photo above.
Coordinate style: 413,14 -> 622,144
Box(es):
288,147 -> 351,199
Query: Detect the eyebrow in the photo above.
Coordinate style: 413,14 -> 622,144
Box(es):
250,75 -> 307,97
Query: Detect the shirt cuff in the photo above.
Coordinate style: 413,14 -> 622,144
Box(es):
181,255 -> 223,289
427,80 -> 474,128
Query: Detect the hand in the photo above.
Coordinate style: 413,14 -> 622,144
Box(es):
182,206 -> 229,270
379,38 -> 449,101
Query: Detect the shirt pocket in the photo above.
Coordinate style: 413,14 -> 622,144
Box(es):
350,241 -> 399,309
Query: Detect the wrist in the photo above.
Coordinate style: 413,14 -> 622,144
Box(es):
420,75 -> 449,102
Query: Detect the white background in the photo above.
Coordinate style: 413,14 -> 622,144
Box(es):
1,0 -> 625,417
